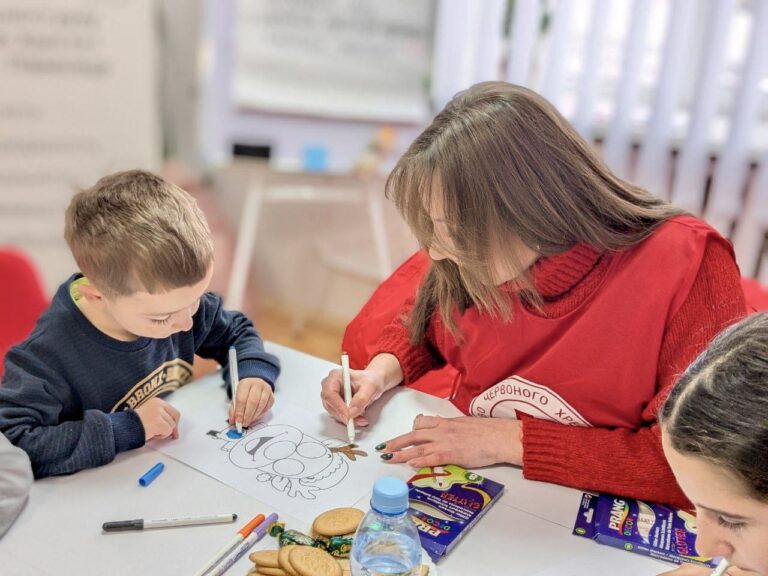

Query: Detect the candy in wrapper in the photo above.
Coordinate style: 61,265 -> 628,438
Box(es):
313,533 -> 355,558
270,522 -> 324,549
270,522 -> 354,558
268,522 -> 285,538
283,529 -> 321,548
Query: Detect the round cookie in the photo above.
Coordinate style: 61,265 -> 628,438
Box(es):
289,546 -> 342,576
337,558 -> 350,575
278,545 -> 300,576
312,508 -> 364,537
257,567 -> 287,576
250,549 -> 280,568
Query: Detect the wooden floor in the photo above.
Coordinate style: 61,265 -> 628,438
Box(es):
191,300 -> 344,380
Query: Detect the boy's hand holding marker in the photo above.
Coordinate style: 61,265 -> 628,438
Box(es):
227,345 -> 274,432
228,377 -> 274,429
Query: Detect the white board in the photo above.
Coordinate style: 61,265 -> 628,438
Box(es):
232,0 -> 434,122
0,0 -> 160,290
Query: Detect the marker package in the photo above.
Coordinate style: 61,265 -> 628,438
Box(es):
573,492 -> 716,568
407,465 -> 504,562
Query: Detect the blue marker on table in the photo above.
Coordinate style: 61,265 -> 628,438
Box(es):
138,462 -> 165,487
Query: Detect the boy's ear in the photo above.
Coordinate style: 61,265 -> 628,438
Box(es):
77,282 -> 105,302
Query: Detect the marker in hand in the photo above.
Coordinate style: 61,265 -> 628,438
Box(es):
228,346 -> 242,434
341,352 -> 355,444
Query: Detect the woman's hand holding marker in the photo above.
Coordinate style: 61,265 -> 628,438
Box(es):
376,415 -> 524,469
320,353 -> 403,428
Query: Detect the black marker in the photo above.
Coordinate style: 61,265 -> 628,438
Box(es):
102,513 -> 237,532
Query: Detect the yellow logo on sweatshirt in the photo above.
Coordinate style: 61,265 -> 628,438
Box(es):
111,359 -> 194,412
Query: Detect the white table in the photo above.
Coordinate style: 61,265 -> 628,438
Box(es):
0,343 -> 669,576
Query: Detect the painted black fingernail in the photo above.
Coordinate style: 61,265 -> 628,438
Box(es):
380,453 -> 393,461
375,443 -> 387,451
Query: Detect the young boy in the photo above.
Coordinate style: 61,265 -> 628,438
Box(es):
0,170 -> 280,478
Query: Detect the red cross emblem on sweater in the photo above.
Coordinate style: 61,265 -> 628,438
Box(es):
469,375 -> 592,427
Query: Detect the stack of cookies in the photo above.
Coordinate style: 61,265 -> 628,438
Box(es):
248,507 -> 430,576
248,548 -> 429,576
249,545 -> 343,576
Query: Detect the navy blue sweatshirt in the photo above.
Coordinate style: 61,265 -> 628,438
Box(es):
0,274 -> 280,478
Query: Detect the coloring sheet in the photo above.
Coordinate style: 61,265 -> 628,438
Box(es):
153,388 -> 394,519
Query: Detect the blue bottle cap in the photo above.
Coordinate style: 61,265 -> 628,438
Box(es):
138,462 -> 165,487
371,476 -> 409,515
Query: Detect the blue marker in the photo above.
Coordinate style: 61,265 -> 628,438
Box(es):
138,462 -> 165,487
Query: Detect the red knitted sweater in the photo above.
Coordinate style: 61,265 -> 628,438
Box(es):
371,234 -> 746,509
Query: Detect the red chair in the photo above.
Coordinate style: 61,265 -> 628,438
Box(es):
742,277 -> 768,313
0,248 -> 48,378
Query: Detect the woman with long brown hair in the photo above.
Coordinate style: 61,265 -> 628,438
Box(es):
321,82 -> 746,507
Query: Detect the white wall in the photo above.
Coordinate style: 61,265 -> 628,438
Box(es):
0,0 -> 160,293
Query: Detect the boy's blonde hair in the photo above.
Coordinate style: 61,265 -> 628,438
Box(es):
64,169 -> 214,297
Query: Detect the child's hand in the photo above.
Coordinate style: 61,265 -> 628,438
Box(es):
135,397 -> 180,442
229,377 -> 274,428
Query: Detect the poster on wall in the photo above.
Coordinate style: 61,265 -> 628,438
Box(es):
233,0 -> 435,123
0,0 -> 159,290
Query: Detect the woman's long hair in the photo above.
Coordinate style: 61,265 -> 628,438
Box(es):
386,82 -> 684,342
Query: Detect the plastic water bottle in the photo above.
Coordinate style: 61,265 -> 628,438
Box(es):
350,476 -> 422,576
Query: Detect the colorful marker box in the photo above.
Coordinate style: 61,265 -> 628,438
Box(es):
573,492 -> 716,568
407,465 -> 504,562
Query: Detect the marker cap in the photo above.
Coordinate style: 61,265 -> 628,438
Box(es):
103,519 -> 143,532
139,462 -> 165,487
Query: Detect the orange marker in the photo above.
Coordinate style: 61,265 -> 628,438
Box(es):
192,513 -> 265,576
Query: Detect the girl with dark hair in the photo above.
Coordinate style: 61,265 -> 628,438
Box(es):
320,82 -> 747,508
658,312 -> 768,576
